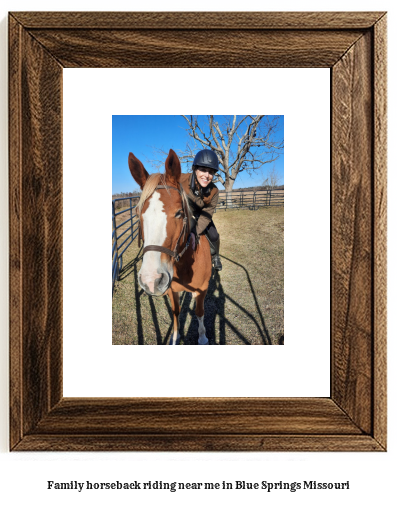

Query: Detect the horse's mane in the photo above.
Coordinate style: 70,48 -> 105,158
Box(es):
137,173 -> 164,216
137,173 -> 191,229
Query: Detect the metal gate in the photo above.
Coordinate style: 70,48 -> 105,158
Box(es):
112,197 -> 139,295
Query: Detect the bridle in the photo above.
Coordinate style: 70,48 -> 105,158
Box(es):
138,185 -> 191,263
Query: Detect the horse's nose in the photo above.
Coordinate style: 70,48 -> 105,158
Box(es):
138,273 -> 155,294
153,272 -> 170,295
139,272 -> 170,296
153,273 -> 164,292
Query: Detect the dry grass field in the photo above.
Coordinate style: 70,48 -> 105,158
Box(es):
112,206 -> 284,345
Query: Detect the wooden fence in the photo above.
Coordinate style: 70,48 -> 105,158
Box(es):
215,189 -> 284,211
112,189 -> 284,213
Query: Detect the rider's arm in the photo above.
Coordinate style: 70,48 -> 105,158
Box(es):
196,190 -> 219,235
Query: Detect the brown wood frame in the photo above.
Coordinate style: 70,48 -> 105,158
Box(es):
9,11 -> 387,452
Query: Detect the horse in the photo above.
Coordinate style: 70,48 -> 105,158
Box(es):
128,149 -> 212,345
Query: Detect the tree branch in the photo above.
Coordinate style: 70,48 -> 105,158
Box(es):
178,115 -> 283,191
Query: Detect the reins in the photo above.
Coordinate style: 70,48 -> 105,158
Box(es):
138,185 -> 191,263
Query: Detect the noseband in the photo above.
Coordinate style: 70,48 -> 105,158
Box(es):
139,185 -> 191,262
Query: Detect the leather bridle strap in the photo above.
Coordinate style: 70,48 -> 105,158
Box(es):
143,215 -> 187,261
140,185 -> 190,262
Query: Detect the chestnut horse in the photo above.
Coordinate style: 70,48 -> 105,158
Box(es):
128,149 -> 212,345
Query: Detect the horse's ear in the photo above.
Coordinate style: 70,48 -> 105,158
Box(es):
165,149 -> 181,186
128,152 -> 149,190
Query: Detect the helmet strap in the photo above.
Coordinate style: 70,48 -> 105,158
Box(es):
190,168 -> 200,196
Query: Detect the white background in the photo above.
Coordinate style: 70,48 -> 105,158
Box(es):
0,1 -> 395,507
63,68 -> 330,397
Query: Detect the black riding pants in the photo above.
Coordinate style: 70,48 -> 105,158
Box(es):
190,215 -> 219,243
203,221 -> 219,243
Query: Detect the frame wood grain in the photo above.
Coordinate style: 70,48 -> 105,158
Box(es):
9,11 -> 387,452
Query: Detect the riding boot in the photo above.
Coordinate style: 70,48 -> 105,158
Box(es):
212,239 -> 222,271
208,237 -> 222,271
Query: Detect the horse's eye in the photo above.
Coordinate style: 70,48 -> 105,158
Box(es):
175,209 -> 183,218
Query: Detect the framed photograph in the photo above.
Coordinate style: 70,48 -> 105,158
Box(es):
9,11 -> 387,451
110,113 -> 285,347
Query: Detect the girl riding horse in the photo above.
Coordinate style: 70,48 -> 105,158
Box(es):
179,149 -> 222,271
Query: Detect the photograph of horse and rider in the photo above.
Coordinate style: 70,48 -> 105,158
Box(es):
112,115 -> 284,345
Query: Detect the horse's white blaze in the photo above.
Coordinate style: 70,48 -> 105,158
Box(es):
139,192 -> 168,292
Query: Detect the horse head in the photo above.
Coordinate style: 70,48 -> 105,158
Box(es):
128,149 -> 187,296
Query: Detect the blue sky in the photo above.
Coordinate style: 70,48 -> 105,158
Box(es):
112,115 -> 284,194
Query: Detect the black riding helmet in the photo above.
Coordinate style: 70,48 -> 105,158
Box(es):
192,149 -> 219,173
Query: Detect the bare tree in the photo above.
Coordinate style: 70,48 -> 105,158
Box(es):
180,115 -> 283,193
262,164 -> 281,190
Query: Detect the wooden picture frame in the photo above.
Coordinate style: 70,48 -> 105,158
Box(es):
9,11 -> 387,451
